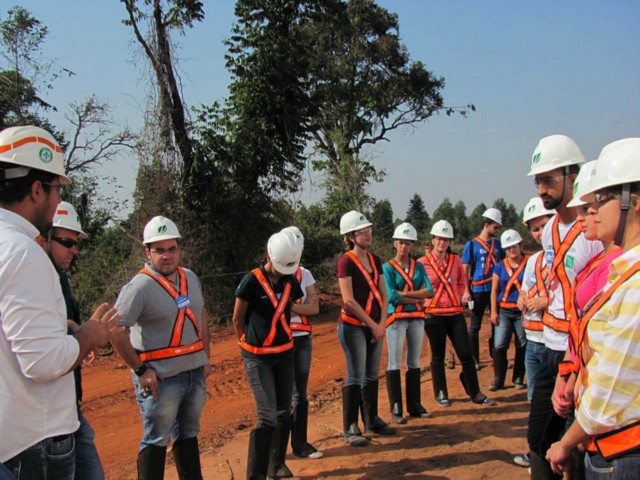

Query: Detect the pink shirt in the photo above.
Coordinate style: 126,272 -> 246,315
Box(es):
575,249 -> 623,314
418,253 -> 466,311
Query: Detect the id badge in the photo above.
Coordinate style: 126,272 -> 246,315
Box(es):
176,295 -> 191,310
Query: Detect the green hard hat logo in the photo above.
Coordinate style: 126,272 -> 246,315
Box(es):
39,147 -> 53,164
573,182 -> 579,194
403,229 -> 410,234
157,225 -> 167,233
359,215 -> 365,221
443,227 -> 449,232
532,152 -> 541,165
507,235 -> 513,241
528,204 -> 537,213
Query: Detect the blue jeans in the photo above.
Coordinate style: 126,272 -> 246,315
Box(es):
585,451 -> 640,479
386,319 -> 425,370
133,367 -> 206,449
525,340 -> 546,402
243,350 -> 294,428
292,334 -> 312,407
75,408 -> 104,480
3,434 -> 75,480
494,308 -> 527,350
338,323 -> 383,388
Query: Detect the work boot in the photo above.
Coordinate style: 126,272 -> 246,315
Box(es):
489,347 -> 508,391
430,359 -> 449,407
268,415 -> 294,479
405,368 -> 431,418
137,445 -> 167,480
468,332 -> 480,370
173,437 -> 203,480
361,381 -> 396,435
247,426 -> 273,480
512,344 -> 526,388
385,370 -> 406,424
291,402 -> 323,459
342,386 -> 369,447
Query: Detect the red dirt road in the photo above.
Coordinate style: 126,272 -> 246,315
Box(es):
81,296 -> 532,479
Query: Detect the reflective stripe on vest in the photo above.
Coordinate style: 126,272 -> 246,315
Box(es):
385,259 -> 425,326
339,251 -> 383,327
240,268 -> 293,355
138,267 -> 203,362
499,257 -> 527,309
542,217 -> 582,333
291,267 -> 312,333
524,254 -> 549,332
471,237 -> 497,286
425,253 -> 463,315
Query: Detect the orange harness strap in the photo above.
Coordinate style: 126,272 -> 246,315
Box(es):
240,268 -> 293,355
499,257 -> 527,309
138,267 -> 203,362
470,237 -> 497,287
385,259 -> 425,326
542,218 -> 582,333
291,267 -> 311,333
524,255 -> 549,331
339,252 -> 383,327
425,253 -> 463,315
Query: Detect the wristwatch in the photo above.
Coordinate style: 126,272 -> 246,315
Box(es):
133,363 -> 149,377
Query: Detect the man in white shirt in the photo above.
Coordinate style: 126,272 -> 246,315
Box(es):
0,126 -> 120,478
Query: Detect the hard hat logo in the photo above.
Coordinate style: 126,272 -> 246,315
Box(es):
532,152 -> 541,165
157,225 -> 167,234
528,204 -> 536,213
573,182 -> 579,194
403,229 -> 410,234
39,147 -> 53,164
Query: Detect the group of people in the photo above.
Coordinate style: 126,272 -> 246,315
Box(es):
1,123 -> 639,480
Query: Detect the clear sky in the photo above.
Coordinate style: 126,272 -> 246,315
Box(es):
12,0 -> 640,219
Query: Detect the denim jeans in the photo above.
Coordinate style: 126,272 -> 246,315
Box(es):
3,434 -> 75,480
292,334 -> 312,407
386,318 -> 425,370
525,340 -> 546,402
338,322 -> 383,388
585,451 -> 640,479
75,407 -> 104,480
133,367 -> 206,450
494,308 -> 527,350
243,349 -> 294,428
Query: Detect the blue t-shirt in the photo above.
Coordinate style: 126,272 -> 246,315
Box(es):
493,258 -> 526,309
461,236 -> 504,293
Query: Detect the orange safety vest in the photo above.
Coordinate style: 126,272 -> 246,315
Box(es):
542,217 -> 582,333
471,236 -> 498,287
425,253 -> 463,315
499,257 -> 527,309
290,267 -> 312,333
240,268 -> 294,355
523,254 -> 549,332
385,259 -> 426,326
575,262 -> 640,459
137,267 -> 204,362
339,251 -> 383,327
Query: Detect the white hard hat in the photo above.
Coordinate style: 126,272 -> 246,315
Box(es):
52,201 -> 88,239
268,230 -> 302,275
579,138 -> 640,200
393,222 -> 418,241
527,134 -> 585,177
567,160 -> 597,207
501,229 -> 523,248
280,226 -> 304,257
0,126 -> 71,185
430,220 -> 454,239
143,216 -> 181,245
340,210 -> 372,235
482,208 -> 503,226
522,197 -> 555,225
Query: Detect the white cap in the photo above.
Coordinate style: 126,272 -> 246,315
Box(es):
143,216 -> 181,244
482,208 -> 503,226
340,210 -> 372,235
567,160 -> 597,207
430,220 -> 454,239
268,230 -> 302,275
393,222 -> 418,241
501,229 -> 523,248
52,201 -> 88,238
527,134 -> 585,177
522,197 -> 555,225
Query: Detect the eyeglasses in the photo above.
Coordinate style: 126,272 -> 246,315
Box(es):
433,236 -> 451,242
52,237 -> 79,249
354,227 -> 372,235
43,182 -> 64,195
534,175 -> 564,188
594,191 -> 618,209
150,246 -> 179,255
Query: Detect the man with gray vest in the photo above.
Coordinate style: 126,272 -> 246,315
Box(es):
112,216 -> 210,480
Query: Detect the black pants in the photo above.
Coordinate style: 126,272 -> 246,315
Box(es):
469,291 -> 491,334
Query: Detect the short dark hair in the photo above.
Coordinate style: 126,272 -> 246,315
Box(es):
0,163 -> 56,205
567,164 -> 581,175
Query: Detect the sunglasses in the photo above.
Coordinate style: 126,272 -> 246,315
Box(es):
52,237 -> 79,248
43,182 -> 64,195
594,191 -> 618,209
534,175 -> 564,188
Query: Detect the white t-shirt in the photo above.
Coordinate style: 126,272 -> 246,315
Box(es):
521,251 -> 544,344
0,209 -> 80,462
291,267 -> 315,338
542,216 -> 603,352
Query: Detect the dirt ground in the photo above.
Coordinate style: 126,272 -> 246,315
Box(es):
82,295 -> 532,479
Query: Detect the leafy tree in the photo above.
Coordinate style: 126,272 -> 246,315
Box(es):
405,193 -> 431,241
493,197 -> 520,231
432,197 -> 455,226
466,202 -> 488,239
370,198 -> 394,259
452,199 -> 469,242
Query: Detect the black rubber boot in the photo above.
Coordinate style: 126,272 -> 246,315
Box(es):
173,437 -> 203,480
291,402 -> 322,458
385,370 -> 406,424
137,445 -> 167,480
361,380 -> 396,435
342,386 -> 369,447
489,347 -> 508,391
405,368 -> 431,418
268,415 -> 294,479
430,360 -> 449,407
247,426 -> 273,480
468,332 -> 480,370
529,450 -> 561,480
512,344 -> 526,388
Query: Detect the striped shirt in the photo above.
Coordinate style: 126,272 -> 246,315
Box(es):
576,244 -> 640,436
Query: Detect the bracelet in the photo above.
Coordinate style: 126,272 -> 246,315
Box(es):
133,363 -> 149,377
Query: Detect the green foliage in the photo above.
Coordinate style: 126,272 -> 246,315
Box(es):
370,198 -> 394,260
405,193 -> 431,242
